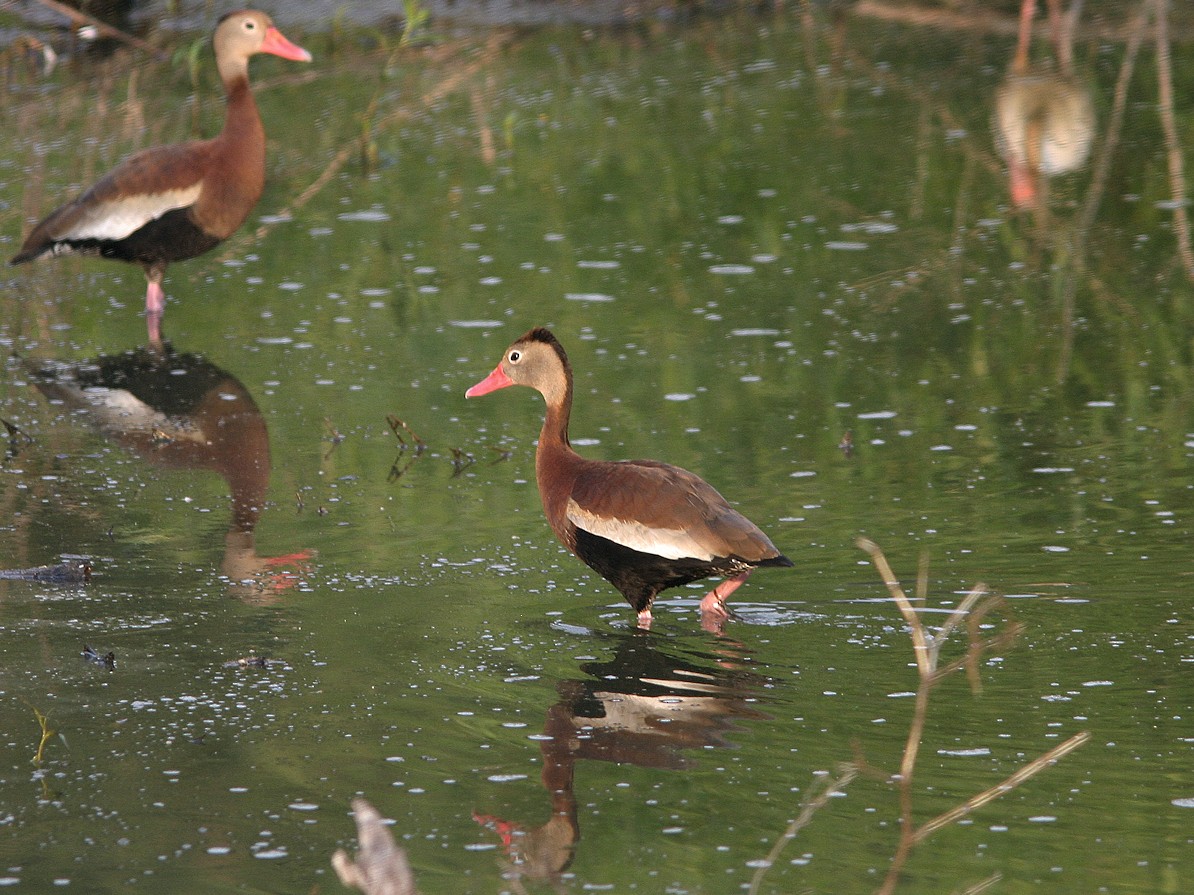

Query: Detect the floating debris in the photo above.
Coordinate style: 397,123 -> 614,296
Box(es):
82,645 -> 115,670
0,557 -> 92,584
324,418 -> 347,459
1,417 -> 34,447
386,416 -> 427,454
450,447 -> 475,476
222,656 -> 284,669
333,798 -> 420,895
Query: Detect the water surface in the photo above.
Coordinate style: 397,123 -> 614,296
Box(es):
1,2 -> 1193,892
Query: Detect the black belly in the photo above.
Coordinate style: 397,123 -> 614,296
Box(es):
573,527 -> 752,613
70,207 -> 221,266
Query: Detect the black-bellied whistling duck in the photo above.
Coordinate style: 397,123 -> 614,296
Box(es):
10,11 -> 311,344
466,327 -> 792,631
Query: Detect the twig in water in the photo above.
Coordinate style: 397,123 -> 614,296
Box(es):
915,549 -> 929,605
1,418 -> 33,445
914,731 -> 1091,844
323,418 -> 347,460
387,415 -> 427,454
333,798 -> 421,895
747,764 -> 858,895
927,582 -> 990,674
952,873 -> 1002,895
82,644 -> 116,670
388,454 -> 420,483
856,537 -> 932,678
25,702 -> 55,765
386,416 -> 428,481
449,447 -> 475,476
1152,0 -> 1194,281
855,538 -> 1088,895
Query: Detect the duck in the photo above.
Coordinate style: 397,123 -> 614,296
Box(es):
993,0 -> 1093,209
10,10 -> 311,345
466,327 -> 792,631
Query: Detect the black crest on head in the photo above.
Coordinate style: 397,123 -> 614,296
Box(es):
515,329 -> 570,379
520,327 -> 570,366
523,327 -> 559,347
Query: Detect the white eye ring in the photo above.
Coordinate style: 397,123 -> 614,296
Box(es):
508,350 -> 522,363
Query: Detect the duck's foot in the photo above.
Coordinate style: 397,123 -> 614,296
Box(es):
699,598 -> 729,634
636,608 -> 653,630
698,572 -> 752,634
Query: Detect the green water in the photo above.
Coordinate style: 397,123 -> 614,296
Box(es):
1,4 -> 1193,893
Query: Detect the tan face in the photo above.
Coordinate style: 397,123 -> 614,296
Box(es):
498,339 -> 551,387
214,11 -> 311,69
466,337 -> 567,405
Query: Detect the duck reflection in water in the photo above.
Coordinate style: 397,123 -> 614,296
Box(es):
22,344 -> 309,600
993,0 -> 1094,210
474,631 -> 769,884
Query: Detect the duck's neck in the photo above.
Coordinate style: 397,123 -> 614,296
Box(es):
199,72 -> 265,236
535,375 -> 581,536
540,397 -> 571,452
220,76 -> 264,146
537,370 -> 576,464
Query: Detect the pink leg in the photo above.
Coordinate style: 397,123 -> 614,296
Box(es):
145,278 -> 165,346
145,278 -> 166,316
1008,157 -> 1038,208
636,608 -> 653,630
699,571 -> 753,633
1013,0 -> 1036,74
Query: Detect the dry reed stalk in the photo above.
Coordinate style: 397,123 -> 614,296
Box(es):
29,0 -> 167,60
235,33 -> 515,254
1152,0 -> 1194,281
951,872 -> 1002,895
1057,0 -> 1152,381
856,539 -> 1088,895
747,764 -> 859,895
856,537 -> 932,678
913,730 -> 1091,843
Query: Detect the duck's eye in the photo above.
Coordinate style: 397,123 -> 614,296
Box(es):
508,350 -> 522,364
245,20 -> 256,30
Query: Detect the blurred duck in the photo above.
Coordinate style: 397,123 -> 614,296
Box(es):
994,0 -> 1093,208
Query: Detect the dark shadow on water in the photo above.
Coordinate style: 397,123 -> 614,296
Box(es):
19,342 -> 310,601
474,629 -> 770,883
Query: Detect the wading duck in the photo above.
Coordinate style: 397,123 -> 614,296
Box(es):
466,327 -> 792,631
10,10 -> 311,344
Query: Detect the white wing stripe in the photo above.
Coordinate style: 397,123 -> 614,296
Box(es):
567,500 -> 714,561
59,185 -> 202,242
